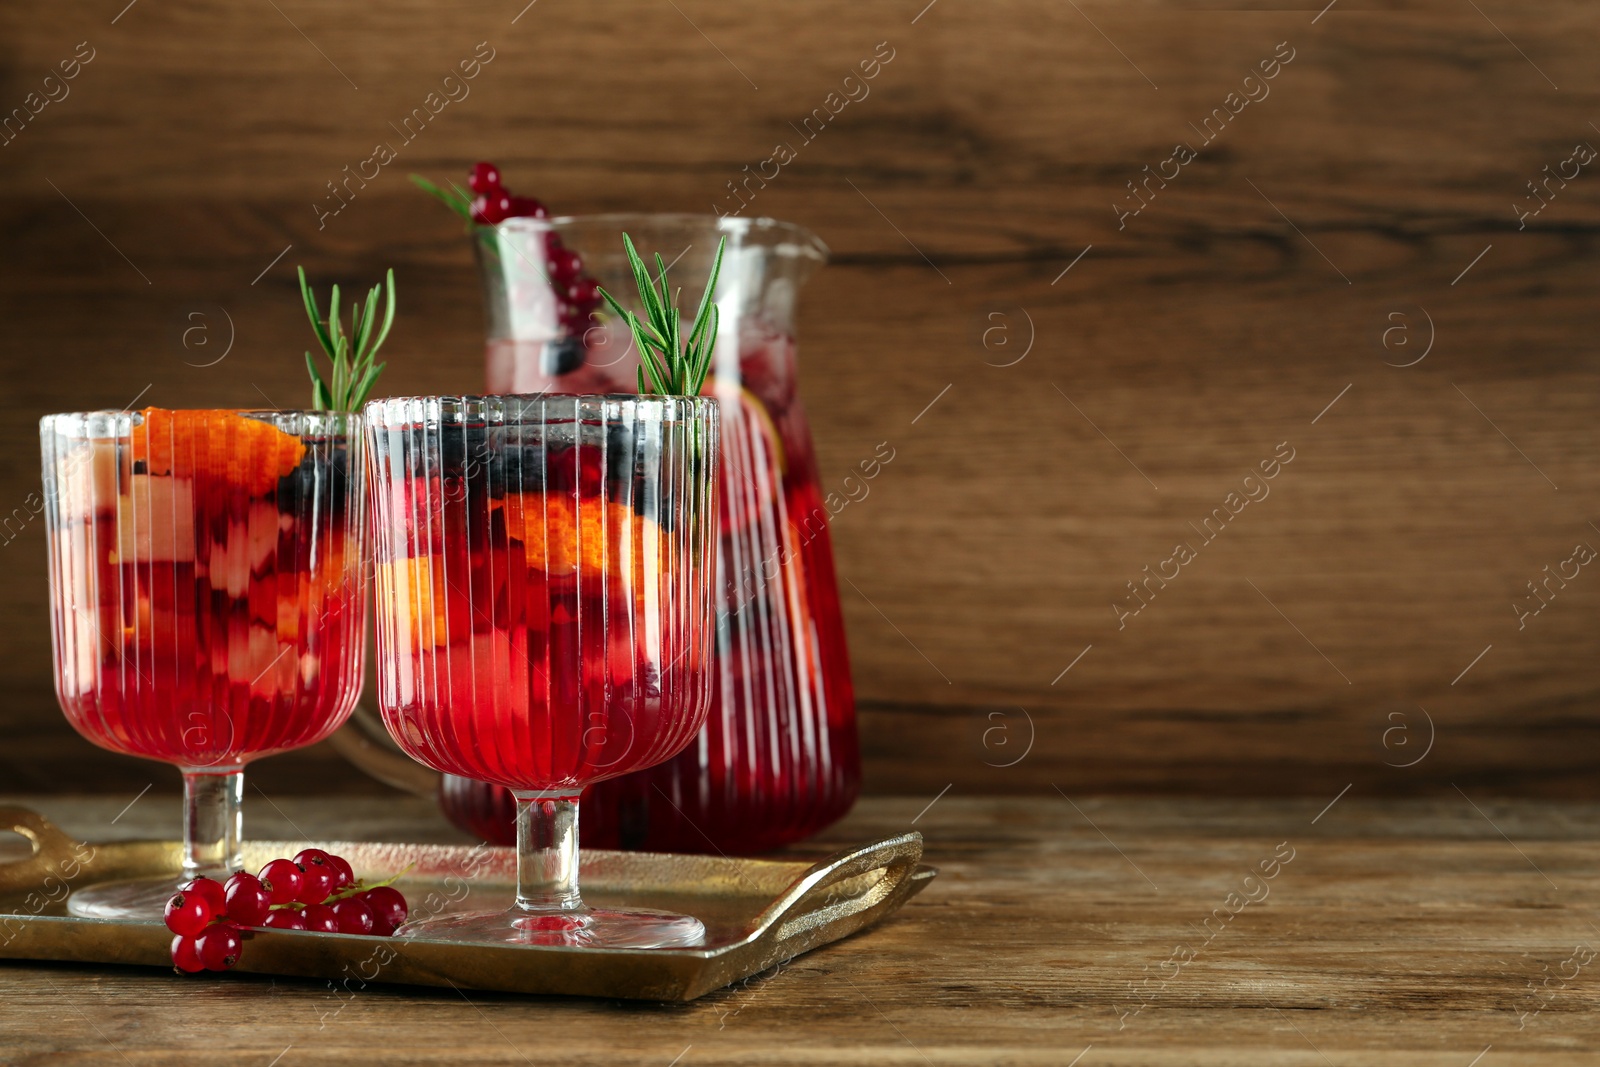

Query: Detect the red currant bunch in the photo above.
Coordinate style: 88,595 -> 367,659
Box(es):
164,848 -> 410,975
464,160 -> 605,337
467,160 -> 545,226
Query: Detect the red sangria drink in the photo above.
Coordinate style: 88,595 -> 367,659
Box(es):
452,212 -> 860,854
40,409 -> 367,919
366,394 -> 720,946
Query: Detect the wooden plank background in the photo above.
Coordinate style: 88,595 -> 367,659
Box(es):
0,0 -> 1596,798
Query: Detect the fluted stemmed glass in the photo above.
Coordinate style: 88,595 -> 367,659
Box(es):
365,394 -> 719,947
41,409 -> 368,919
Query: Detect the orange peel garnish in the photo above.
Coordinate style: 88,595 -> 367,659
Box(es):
130,408 -> 306,496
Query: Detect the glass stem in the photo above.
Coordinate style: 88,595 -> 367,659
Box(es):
513,792 -> 584,915
180,766 -> 244,881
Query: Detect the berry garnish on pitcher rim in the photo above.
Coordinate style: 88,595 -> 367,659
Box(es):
408,161 -> 605,337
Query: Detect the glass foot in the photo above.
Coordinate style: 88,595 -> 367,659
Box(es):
66,875 -> 189,921
398,907 -> 705,949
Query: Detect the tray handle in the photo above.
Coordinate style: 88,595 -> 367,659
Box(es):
0,806 -> 84,884
758,831 -> 925,948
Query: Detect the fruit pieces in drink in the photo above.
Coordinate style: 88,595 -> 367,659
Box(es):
380,490 -> 674,651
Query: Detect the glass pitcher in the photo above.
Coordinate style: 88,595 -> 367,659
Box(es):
439,214 -> 860,854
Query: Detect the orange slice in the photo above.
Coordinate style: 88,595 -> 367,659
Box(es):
498,494 -> 671,587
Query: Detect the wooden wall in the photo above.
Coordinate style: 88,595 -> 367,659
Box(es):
1,1 -> 1596,798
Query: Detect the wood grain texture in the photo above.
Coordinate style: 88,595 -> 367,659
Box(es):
6,793 -> 1600,1063
0,1 -> 1597,796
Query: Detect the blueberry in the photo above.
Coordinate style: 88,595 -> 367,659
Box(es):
437,425 -> 476,476
508,443 -> 549,495
541,337 -> 587,376
468,427 -> 548,498
276,439 -> 347,514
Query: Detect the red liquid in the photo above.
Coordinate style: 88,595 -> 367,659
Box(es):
450,328 -> 860,852
368,408 -> 716,792
45,411 -> 365,768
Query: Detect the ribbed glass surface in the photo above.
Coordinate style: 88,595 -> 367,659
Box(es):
453,215 -> 860,854
365,395 -> 719,792
40,409 -> 367,768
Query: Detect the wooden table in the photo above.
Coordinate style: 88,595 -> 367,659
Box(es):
4,792 -> 1600,1064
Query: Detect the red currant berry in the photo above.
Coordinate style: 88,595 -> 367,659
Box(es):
296,864 -> 336,906
223,872 -> 272,927
331,897 -> 375,935
544,232 -> 566,256
164,892 -> 211,938
559,307 -> 592,336
468,161 -> 502,195
567,278 -> 600,308
363,886 -> 408,936
301,904 -> 339,934
472,193 -> 513,225
262,909 -> 306,931
195,924 -> 242,972
323,853 -> 355,891
180,877 -> 226,914
548,247 -> 581,283
171,934 -> 204,974
259,859 -> 304,905
507,196 -> 548,220
291,848 -> 334,875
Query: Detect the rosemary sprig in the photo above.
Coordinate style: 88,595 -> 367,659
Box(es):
409,173 -> 475,221
597,233 -> 726,396
300,266 -> 396,413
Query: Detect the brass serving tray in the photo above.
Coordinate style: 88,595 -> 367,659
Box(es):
0,805 -> 932,1001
